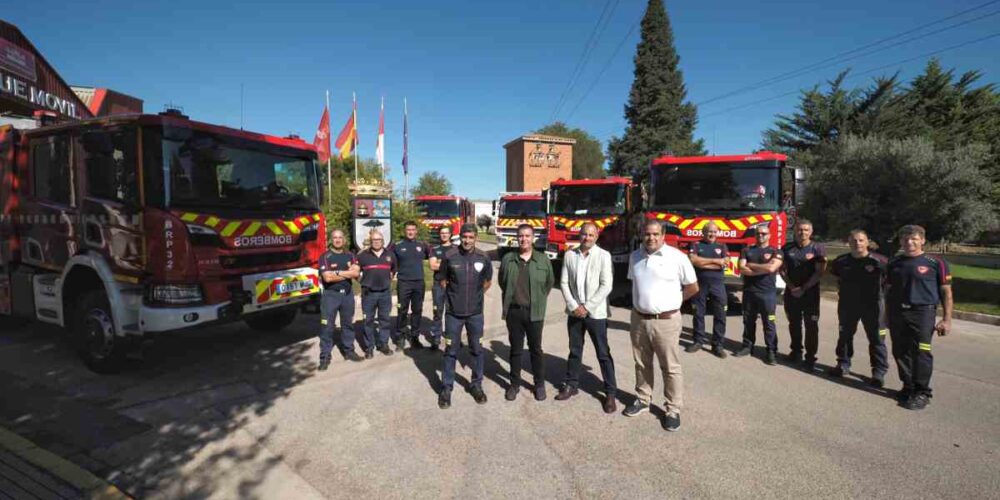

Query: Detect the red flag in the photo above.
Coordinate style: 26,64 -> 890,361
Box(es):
334,101 -> 357,159
313,106 -> 331,164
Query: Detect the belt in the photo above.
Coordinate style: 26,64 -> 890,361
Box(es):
897,303 -> 935,310
635,309 -> 679,320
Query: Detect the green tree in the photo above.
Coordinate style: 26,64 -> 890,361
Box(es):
803,135 -> 996,252
411,171 -> 453,197
607,0 -> 705,180
535,122 -> 605,179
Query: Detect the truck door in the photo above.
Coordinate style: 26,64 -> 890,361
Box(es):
76,127 -> 144,280
0,126 -> 15,315
21,133 -> 77,273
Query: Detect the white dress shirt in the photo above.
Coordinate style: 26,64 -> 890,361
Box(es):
628,244 -> 697,314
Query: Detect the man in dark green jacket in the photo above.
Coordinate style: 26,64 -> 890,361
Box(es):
499,224 -> 555,402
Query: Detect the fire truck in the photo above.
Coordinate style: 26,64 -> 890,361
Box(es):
412,195 -> 474,238
0,110 -> 326,372
493,191 -> 546,257
545,177 -> 640,269
645,152 -> 798,290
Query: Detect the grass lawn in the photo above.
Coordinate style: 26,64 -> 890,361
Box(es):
478,232 -> 497,243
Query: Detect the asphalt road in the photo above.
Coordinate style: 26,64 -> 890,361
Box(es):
0,253 -> 998,499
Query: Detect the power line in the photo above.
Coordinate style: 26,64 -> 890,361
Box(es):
699,30 -> 1000,119
697,0 -> 1000,107
549,0 -> 620,122
564,13 -> 642,122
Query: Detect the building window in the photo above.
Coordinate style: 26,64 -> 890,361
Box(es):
31,136 -> 73,205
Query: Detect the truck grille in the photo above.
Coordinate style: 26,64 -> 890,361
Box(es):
220,250 -> 301,269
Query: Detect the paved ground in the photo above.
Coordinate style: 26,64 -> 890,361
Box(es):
1,251 -> 998,499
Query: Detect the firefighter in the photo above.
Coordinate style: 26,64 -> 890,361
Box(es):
317,229 -> 364,370
392,221 -> 430,350
357,230 -> 396,358
427,225 -> 453,350
734,226 -> 783,365
886,224 -> 953,411
687,221 -> 729,358
780,219 -> 827,370
828,229 -> 889,386
438,223 -> 493,409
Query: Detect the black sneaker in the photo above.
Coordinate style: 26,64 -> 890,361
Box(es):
711,345 -> 728,359
685,342 -> 703,353
895,388 -> 912,405
733,346 -> 752,357
427,339 -> 440,350
801,358 -> 816,372
378,344 -> 394,356
828,366 -> 847,378
341,350 -> 364,362
438,389 -> 452,409
662,412 -> 681,432
788,350 -> 803,363
318,357 -> 331,371
394,339 -> 405,351
470,386 -> 488,404
505,386 -> 518,401
534,385 -> 547,401
408,336 -> 425,349
364,348 -> 374,360
764,350 -> 777,365
904,393 -> 930,411
623,401 -> 649,417
870,373 -> 886,388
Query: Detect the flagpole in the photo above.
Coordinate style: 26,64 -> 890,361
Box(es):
325,90 -> 332,206
379,96 -> 385,180
404,97 -> 409,201
353,91 -> 359,183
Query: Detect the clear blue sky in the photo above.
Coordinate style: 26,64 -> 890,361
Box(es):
8,0 -> 999,199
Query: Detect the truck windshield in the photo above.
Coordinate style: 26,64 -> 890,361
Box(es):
550,184 -> 624,215
144,126 -> 320,210
650,163 -> 780,212
500,199 -> 545,218
414,200 -> 460,218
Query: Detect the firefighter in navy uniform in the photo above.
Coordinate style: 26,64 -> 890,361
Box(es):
780,219 -> 827,370
828,229 -> 889,386
427,225 -> 453,350
735,226 -> 783,365
886,225 -> 953,411
357,230 -> 396,358
687,221 -> 730,358
392,221 -> 430,350
438,223 -> 493,409
317,229 -> 364,370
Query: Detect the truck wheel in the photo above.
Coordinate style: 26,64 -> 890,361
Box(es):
245,307 -> 298,332
73,290 -> 127,373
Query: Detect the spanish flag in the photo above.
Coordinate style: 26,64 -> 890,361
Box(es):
334,97 -> 357,159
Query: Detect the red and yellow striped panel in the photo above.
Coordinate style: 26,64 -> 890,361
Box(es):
175,211 -> 322,238
551,215 -> 620,230
647,211 -> 774,232
497,217 -> 546,228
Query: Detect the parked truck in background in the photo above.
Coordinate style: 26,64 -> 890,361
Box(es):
0,110 -> 326,372
412,195 -> 474,239
493,191 -> 546,258
645,152 -> 798,291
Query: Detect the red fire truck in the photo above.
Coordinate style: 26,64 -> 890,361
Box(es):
412,195 -> 474,237
0,110 -> 327,372
645,152 -> 797,289
545,177 -> 640,268
493,191 -> 546,256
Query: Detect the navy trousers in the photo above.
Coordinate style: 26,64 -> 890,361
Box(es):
441,313 -> 484,391
319,289 -> 356,357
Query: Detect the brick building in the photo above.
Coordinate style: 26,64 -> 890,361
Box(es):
503,134 -> 575,192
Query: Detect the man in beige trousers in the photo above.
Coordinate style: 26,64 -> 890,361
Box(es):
624,219 -> 699,432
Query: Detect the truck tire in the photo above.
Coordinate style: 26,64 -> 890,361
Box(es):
73,290 -> 127,374
244,307 -> 298,332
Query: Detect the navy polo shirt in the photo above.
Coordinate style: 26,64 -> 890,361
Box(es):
689,240 -> 728,281
781,241 -> 827,287
357,248 -> 396,292
887,253 -> 951,306
431,243 -> 452,281
830,252 -> 887,303
441,247 -> 493,317
318,250 -> 357,294
392,238 -> 429,282
741,245 -> 782,295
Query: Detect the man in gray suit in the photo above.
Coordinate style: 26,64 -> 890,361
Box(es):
556,222 -> 617,413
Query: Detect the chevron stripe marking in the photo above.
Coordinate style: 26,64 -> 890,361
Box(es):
221,221 -> 242,237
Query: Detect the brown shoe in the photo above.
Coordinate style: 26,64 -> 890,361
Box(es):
603,394 -> 617,414
554,386 -> 578,401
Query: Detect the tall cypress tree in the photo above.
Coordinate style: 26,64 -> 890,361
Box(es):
608,0 -> 704,179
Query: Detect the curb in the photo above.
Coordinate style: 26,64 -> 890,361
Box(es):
0,426 -> 130,500
819,291 -> 999,327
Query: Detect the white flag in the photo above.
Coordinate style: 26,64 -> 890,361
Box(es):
375,96 -> 385,173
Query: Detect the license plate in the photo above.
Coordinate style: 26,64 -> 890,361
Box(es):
276,279 -> 312,295
245,268 -> 321,305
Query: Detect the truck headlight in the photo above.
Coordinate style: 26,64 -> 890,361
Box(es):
300,222 -> 320,242
149,284 -> 204,305
187,224 -> 221,246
